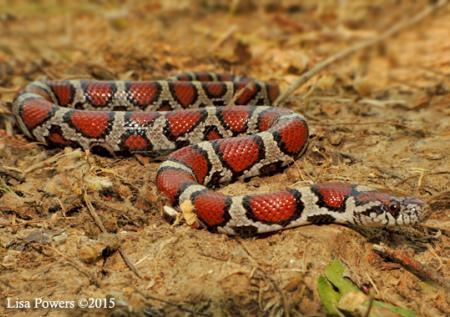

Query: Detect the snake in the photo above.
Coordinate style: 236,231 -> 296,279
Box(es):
12,72 -> 426,235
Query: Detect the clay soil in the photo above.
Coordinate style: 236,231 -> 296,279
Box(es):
0,1 -> 449,316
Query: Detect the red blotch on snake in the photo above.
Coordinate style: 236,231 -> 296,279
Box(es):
171,82 -> 197,107
69,111 -> 111,138
204,82 -> 226,98
193,191 -> 229,226
21,99 -> 54,129
258,110 -> 280,131
268,84 -> 280,103
129,112 -> 159,125
275,118 -> 308,155
217,74 -> 234,81
205,128 -> 222,140
156,168 -> 196,204
217,136 -> 262,173
123,135 -> 148,151
171,146 -> 210,184
128,82 -> 160,107
84,82 -> 114,107
234,82 -> 258,104
166,109 -> 204,137
313,183 -> 353,209
50,81 -> 74,106
246,191 -> 298,223
195,72 -> 213,81
48,132 -> 70,145
356,191 -> 391,205
25,85 -> 52,101
220,106 -> 250,133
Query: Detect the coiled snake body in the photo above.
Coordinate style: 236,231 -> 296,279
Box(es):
12,73 -> 425,235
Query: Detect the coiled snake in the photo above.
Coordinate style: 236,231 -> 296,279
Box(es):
12,72 -> 426,235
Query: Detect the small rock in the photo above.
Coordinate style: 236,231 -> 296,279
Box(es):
2,250 -> 20,268
328,133 -> 343,146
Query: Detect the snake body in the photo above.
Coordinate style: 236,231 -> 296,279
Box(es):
12,72 -> 425,235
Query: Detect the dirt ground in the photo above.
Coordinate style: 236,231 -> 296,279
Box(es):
0,1 -> 449,316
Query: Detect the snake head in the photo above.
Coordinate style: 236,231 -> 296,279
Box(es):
351,191 -> 428,227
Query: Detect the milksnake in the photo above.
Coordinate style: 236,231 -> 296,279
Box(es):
12,72 -> 426,235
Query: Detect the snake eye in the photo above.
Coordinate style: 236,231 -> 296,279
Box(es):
388,201 -> 401,217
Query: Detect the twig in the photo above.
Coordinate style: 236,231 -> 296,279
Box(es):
0,86 -> 19,94
287,95 -> 355,104
288,95 -> 408,107
311,119 -> 426,133
0,166 -> 25,181
44,245 -> 100,287
274,0 -> 449,106
237,240 -> 291,317
363,292 -> 375,317
365,273 -> 380,296
372,244 -> 448,290
209,25 -> 238,52
97,167 -> 142,192
83,191 -> 107,232
83,191 -> 142,278
229,79 -> 256,106
23,149 -> 82,174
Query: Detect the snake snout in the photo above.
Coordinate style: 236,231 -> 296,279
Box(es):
403,196 -> 428,223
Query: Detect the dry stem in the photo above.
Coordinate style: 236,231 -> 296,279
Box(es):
275,0 -> 448,106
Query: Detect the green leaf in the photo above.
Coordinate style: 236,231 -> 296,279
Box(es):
317,275 -> 340,314
317,259 -> 417,317
323,259 -> 360,295
372,300 -> 417,317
